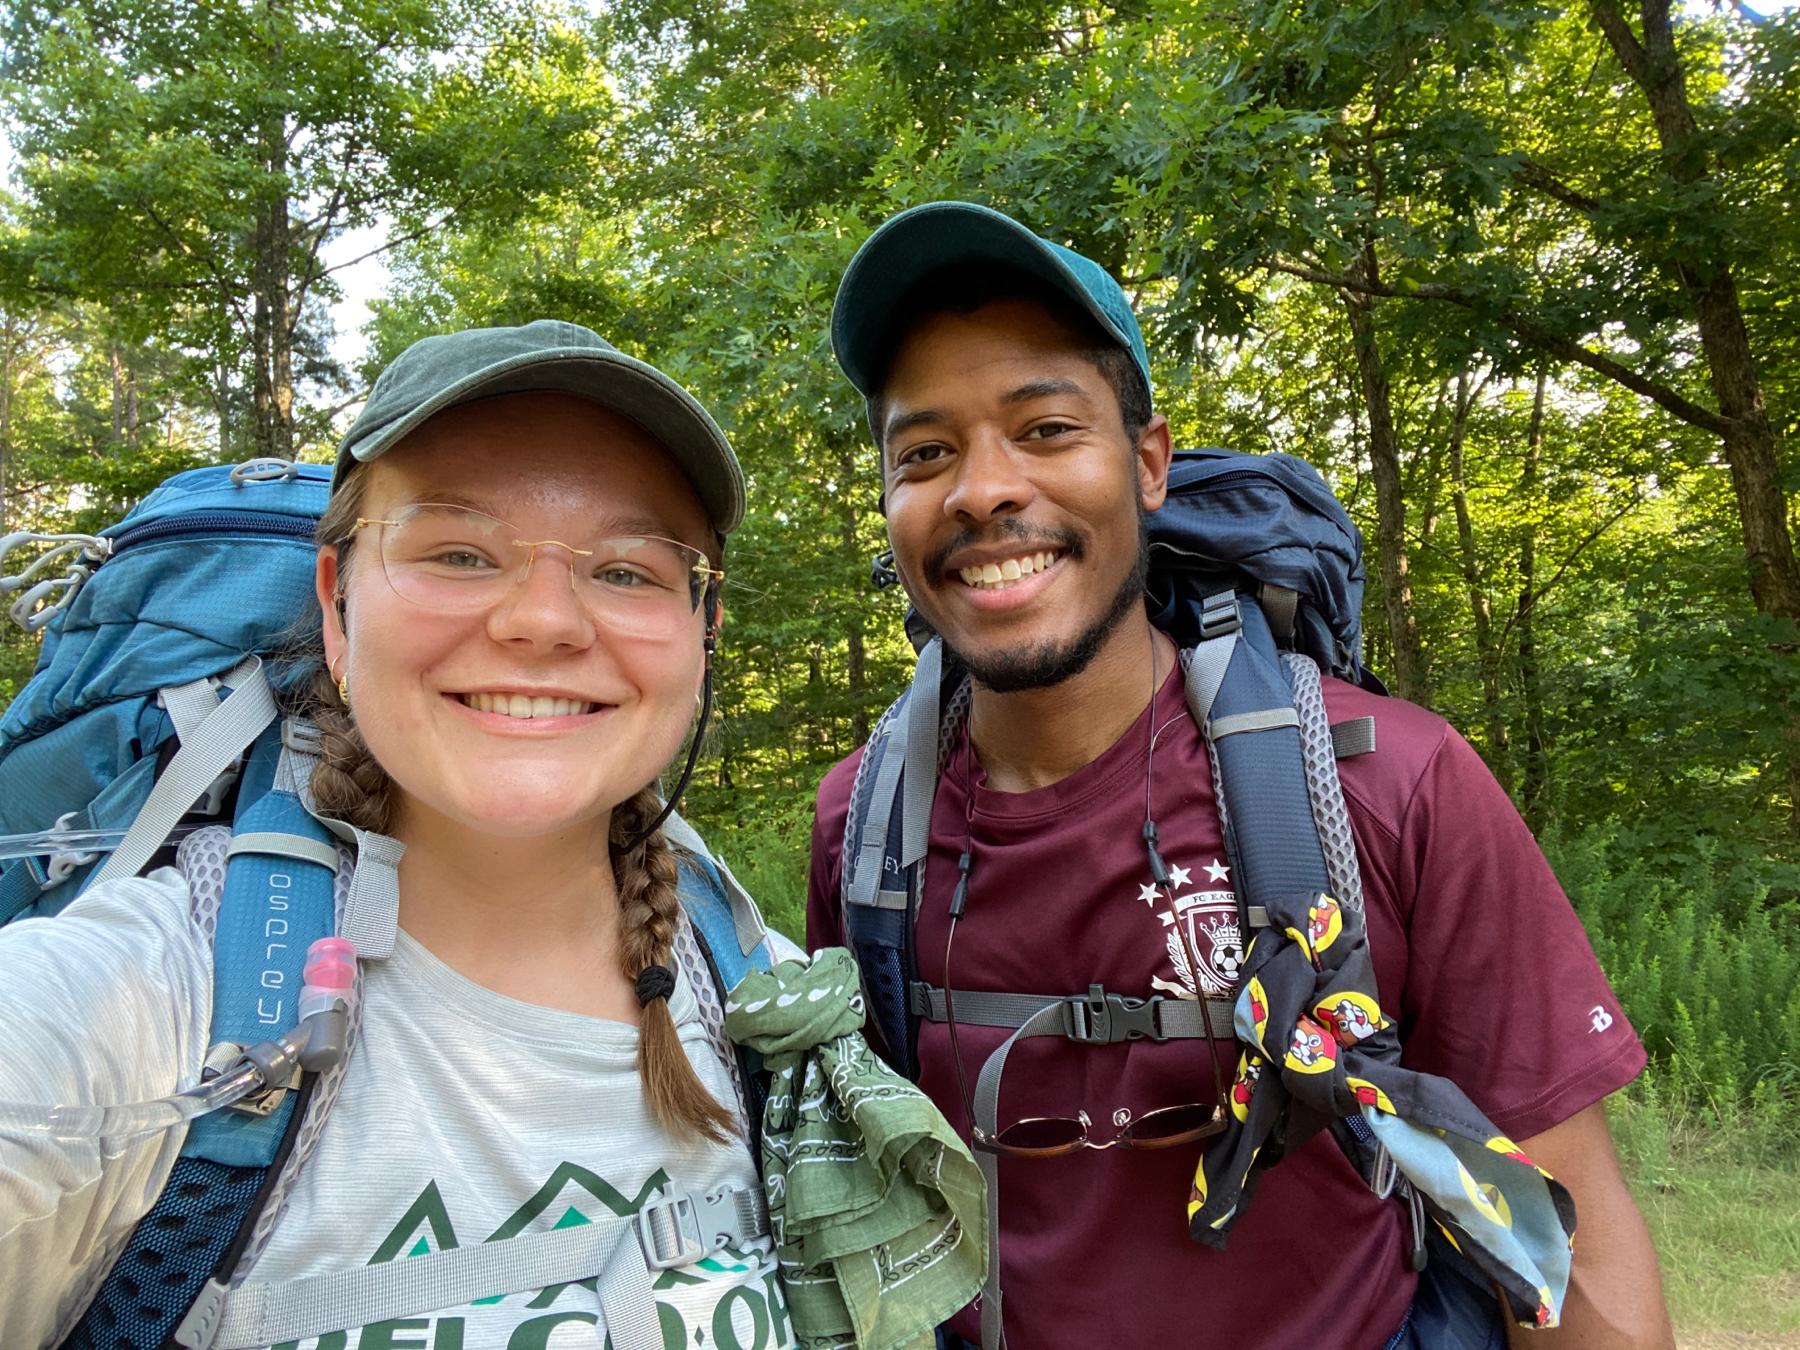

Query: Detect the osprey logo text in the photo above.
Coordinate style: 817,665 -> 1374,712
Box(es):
1588,1006 -> 1614,1034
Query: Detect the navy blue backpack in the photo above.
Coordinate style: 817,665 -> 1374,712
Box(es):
842,448 -> 1380,1075
844,449 -> 1515,1350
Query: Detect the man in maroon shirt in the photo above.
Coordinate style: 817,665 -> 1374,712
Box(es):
805,202 -> 1672,1349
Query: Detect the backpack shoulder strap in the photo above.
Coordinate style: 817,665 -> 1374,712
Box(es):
70,719 -> 347,1350
1187,592 -> 1334,904
664,810 -> 773,986
840,637 -> 961,1077
666,815 -> 779,1143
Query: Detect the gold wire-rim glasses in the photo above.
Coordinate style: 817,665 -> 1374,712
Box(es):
348,504 -> 725,618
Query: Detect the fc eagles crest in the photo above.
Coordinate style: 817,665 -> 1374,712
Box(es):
1142,859 -> 1244,999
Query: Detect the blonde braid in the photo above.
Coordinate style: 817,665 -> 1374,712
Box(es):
612,785 -> 736,1143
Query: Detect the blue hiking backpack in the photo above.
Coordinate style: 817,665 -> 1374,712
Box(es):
0,457 -> 776,1349
842,449 -> 1552,1349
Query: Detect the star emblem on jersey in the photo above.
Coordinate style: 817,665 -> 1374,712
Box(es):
1138,858 -> 1245,999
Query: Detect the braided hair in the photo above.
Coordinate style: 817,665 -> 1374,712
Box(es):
296,461 -> 733,1142
611,786 -> 736,1143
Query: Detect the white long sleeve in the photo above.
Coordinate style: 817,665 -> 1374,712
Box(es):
0,869 -> 211,1348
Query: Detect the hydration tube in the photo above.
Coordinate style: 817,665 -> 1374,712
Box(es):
0,823 -> 203,864
0,937 -> 357,1143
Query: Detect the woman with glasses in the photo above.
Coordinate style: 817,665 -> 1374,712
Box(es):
0,321 -> 802,1348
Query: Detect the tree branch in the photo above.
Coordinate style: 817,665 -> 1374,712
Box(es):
1513,157 -> 1604,215
1500,491 -> 1645,643
1589,1 -> 1653,87
1263,258 -> 1738,438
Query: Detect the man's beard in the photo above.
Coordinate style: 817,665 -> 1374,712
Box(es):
935,514 -> 1149,694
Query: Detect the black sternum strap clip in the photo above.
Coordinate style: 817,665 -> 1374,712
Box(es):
1063,985 -> 1165,1044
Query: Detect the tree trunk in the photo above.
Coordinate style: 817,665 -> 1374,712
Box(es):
0,314 -> 12,533
1447,370 -> 1510,785
110,342 -> 126,448
251,182 -> 294,459
214,355 -> 232,461
1592,0 -> 1800,827
251,6 -> 294,461
1517,369 -> 1550,831
839,439 -> 870,745
1415,379 -> 1450,547
1342,263 -> 1430,703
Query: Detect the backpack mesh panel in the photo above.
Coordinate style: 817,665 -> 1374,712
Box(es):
851,907 -> 911,1075
1283,653 -> 1367,915
62,1157 -> 265,1350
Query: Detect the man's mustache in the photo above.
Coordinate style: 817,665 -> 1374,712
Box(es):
920,521 -> 1085,581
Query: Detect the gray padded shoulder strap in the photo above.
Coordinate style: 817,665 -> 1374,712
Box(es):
1284,653 -> 1366,916
899,637 -> 944,869
95,659 -> 276,886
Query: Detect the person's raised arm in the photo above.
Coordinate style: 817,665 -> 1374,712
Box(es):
0,872 -> 210,1347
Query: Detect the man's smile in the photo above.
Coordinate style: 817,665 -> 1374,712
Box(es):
954,548 -> 1064,590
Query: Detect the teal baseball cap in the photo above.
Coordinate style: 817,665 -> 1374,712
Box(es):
336,319 -> 745,534
831,201 -> 1153,408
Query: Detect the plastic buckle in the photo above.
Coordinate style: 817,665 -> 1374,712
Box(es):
282,717 -> 325,756
1199,591 -> 1241,641
635,1187 -> 745,1270
1062,986 -> 1164,1044
230,456 -> 300,483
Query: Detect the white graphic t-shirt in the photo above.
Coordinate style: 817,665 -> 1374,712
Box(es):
0,870 -> 794,1350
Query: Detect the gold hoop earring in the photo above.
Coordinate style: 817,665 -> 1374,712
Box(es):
330,657 -> 350,709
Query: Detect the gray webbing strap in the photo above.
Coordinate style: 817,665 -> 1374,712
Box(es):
900,638 -> 943,869
94,661 -> 277,886
224,831 -> 341,871
192,1186 -> 767,1349
270,724 -> 405,962
911,984 -> 1238,1038
970,999 -> 1073,1350
1180,597 -> 1238,734
1260,584 -> 1299,643
1207,707 -> 1301,739
339,829 -> 405,961
1330,716 -> 1377,759
159,676 -> 222,744
850,718 -> 910,908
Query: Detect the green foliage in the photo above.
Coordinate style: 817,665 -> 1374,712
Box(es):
1551,826 -> 1800,1113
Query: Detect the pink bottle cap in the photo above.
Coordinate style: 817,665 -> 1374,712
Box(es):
303,936 -> 357,990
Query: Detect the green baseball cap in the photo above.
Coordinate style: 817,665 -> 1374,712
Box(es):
336,319 -> 745,535
831,201 -> 1153,408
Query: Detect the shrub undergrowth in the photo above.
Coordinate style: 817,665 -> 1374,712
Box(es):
1546,825 -> 1800,1145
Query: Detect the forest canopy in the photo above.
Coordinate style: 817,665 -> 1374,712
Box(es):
2,0 -> 1797,1113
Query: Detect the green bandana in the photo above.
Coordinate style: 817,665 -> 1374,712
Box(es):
725,948 -> 986,1350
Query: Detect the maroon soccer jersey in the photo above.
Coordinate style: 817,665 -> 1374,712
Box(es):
807,666 -> 1645,1349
